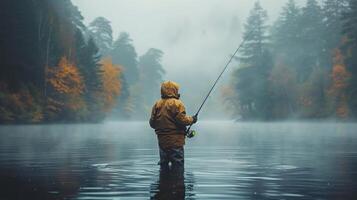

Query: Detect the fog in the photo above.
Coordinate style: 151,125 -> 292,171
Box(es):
72,0 -> 307,119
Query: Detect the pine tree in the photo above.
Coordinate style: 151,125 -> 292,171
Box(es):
139,48 -> 165,108
88,17 -> 113,56
321,0 -> 349,67
111,32 -> 139,85
75,33 -> 104,121
232,1 -> 273,120
298,0 -> 324,81
239,1 -> 269,67
112,75 -> 132,119
272,0 -> 302,68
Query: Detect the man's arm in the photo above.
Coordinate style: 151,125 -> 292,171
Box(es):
149,104 -> 157,129
174,100 -> 194,126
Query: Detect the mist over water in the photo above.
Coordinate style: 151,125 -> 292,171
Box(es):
1,121 -> 356,199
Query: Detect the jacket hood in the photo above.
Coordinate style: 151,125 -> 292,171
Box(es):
161,81 -> 180,99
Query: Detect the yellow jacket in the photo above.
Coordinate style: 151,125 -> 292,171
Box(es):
149,81 -> 194,148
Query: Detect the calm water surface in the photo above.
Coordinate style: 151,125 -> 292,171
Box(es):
0,121 -> 356,199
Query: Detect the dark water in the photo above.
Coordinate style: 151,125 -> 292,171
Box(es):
0,121 -> 357,200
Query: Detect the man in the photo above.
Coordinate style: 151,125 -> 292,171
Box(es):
149,81 -> 197,171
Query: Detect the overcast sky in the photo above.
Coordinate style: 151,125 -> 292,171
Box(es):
72,0 -> 306,118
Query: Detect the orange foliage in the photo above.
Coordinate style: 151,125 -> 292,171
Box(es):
48,57 -> 84,95
330,50 -> 350,94
328,49 -> 351,118
47,57 -> 86,115
100,57 -> 122,112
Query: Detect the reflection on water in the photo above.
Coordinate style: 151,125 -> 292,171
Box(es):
0,121 -> 357,199
150,168 -> 185,200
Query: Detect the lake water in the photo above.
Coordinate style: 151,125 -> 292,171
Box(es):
0,121 -> 356,199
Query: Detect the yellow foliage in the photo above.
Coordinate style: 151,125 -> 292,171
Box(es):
100,57 -> 122,112
47,57 -> 86,117
47,57 -> 85,95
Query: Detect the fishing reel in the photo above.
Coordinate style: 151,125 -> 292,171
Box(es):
186,129 -> 197,138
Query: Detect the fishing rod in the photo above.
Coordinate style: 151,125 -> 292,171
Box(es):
186,32 -> 252,138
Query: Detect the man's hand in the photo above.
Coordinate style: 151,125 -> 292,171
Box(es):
192,115 -> 198,124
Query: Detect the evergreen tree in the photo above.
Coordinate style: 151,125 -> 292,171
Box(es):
112,75 -> 132,119
139,48 -> 165,108
66,2 -> 86,31
321,0 -> 349,67
272,0 -> 302,69
88,17 -> 113,56
298,0 -> 324,81
239,1 -> 269,66
233,1 -> 273,120
76,34 -> 104,121
111,32 -> 139,85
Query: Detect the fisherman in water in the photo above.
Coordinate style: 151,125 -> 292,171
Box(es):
150,81 -> 198,171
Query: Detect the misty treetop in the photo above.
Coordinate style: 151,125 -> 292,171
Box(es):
88,17 -> 113,56
227,0 -> 357,120
139,48 -> 166,108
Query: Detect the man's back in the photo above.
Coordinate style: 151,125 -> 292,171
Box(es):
150,98 -> 192,135
149,81 -> 197,170
150,81 -> 194,148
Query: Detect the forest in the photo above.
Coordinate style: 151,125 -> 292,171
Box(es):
226,0 -> 357,121
0,0 -> 356,123
0,0 -> 165,123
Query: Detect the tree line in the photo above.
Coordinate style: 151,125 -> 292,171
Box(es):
87,17 -> 166,119
0,0 -> 165,123
226,0 -> 357,121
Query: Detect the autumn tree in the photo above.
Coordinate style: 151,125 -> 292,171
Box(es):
100,58 -> 122,113
328,49 -> 351,118
47,57 -> 86,121
0,0 -> 127,123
